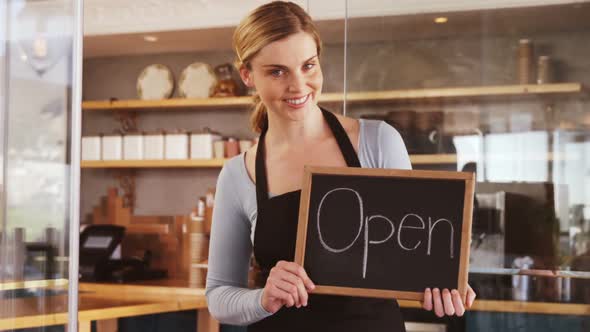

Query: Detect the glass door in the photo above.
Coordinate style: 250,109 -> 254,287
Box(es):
1,0 -> 82,331
343,0 -> 590,331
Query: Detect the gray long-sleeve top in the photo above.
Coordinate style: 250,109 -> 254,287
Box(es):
205,119 -> 412,325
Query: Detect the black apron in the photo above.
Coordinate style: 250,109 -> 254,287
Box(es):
249,108 -> 406,331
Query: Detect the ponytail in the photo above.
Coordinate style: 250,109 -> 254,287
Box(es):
250,94 -> 268,133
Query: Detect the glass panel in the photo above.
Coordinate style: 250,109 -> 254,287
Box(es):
309,0 -> 347,114
1,0 -> 80,331
345,0 -> 589,330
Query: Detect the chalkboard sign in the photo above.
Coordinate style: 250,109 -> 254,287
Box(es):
294,166 -> 474,301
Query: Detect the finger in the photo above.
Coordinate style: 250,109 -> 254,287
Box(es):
277,261 -> 315,290
432,288 -> 444,318
270,284 -> 295,308
451,290 -> 465,316
276,270 -> 308,307
442,289 -> 455,316
277,271 -> 309,306
422,288 -> 433,311
293,276 -> 309,307
281,294 -> 296,308
275,286 -> 295,308
269,267 -> 301,307
272,278 -> 301,307
466,286 -> 477,309
278,261 -> 315,291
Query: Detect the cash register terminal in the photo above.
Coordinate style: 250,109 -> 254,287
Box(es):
79,224 -> 167,283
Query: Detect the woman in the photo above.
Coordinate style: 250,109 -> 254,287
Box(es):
206,1 -> 476,330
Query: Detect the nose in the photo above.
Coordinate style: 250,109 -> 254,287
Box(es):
287,71 -> 306,93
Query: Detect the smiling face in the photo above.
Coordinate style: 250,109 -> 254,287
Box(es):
240,31 -> 323,123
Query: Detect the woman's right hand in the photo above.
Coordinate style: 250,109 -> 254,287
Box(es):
260,260 -> 316,313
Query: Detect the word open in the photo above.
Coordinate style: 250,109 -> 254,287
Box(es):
316,187 -> 455,278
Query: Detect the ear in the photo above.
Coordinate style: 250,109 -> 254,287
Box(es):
239,67 -> 255,88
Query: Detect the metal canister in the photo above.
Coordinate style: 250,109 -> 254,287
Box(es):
558,266 -> 572,302
537,55 -> 552,84
512,256 -> 534,301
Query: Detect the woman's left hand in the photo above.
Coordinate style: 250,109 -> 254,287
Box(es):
421,285 -> 476,317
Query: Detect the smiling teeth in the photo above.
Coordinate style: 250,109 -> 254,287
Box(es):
286,94 -> 309,105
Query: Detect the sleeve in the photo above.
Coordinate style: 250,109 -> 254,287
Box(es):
377,121 -> 412,170
205,164 -> 273,325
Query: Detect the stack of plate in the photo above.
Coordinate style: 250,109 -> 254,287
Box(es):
136,62 -> 218,100
188,221 -> 209,287
190,262 -> 208,288
178,62 -> 217,98
136,64 -> 175,100
189,232 -> 209,264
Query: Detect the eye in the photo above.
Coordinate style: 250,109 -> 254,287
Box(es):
270,69 -> 285,77
303,63 -> 315,71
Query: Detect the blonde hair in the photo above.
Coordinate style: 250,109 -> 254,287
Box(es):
232,1 -> 322,133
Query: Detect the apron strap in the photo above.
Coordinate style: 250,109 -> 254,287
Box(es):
320,107 -> 361,168
255,123 -> 270,207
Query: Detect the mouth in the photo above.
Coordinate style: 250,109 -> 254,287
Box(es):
283,93 -> 311,108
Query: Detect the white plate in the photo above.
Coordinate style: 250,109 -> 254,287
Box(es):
136,64 -> 175,100
178,62 -> 217,98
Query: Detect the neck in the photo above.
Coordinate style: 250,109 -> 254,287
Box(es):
265,104 -> 325,148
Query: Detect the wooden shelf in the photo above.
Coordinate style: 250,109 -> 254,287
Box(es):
410,154 -> 457,164
410,152 -> 578,165
0,278 -> 69,291
82,155 -> 457,168
82,83 -> 583,111
81,159 -> 227,168
81,152 -> 579,169
82,96 -> 253,110
329,82 -> 583,103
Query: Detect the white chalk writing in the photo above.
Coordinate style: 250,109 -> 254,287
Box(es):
316,187 -> 456,279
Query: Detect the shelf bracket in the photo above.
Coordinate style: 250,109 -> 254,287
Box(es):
544,102 -> 557,130
114,111 -> 138,134
114,170 -> 136,213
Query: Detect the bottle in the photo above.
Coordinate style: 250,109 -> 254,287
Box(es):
189,197 -> 206,233
518,39 -> 533,84
225,138 -> 239,158
189,197 -> 209,268
205,188 -> 215,234
197,197 -> 206,218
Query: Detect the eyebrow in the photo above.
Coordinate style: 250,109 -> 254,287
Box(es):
262,55 -> 318,69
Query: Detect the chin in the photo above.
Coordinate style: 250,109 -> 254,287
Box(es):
283,106 -> 308,122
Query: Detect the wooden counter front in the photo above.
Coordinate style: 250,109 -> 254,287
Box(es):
0,281 -> 218,332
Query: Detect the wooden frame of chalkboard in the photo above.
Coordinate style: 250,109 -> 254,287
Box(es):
294,166 -> 474,301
